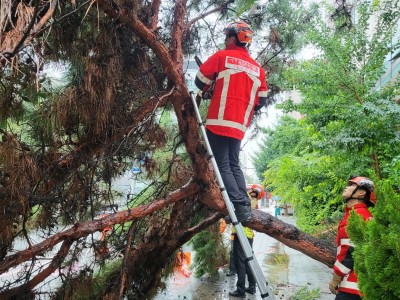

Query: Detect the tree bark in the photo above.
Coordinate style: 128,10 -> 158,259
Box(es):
248,210 -> 335,266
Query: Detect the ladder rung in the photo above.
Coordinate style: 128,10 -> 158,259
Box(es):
261,292 -> 270,298
244,256 -> 254,262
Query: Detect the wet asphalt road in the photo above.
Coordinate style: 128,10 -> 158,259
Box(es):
152,207 -> 335,300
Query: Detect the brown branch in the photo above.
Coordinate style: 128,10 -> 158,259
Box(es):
28,239 -> 73,288
0,239 -> 73,299
31,0 -> 58,36
247,209 -> 336,267
0,180 -> 198,275
169,0 -> 187,70
372,152 -> 380,179
96,0 -> 183,88
185,4 -> 229,32
118,221 -> 138,298
149,0 -> 161,30
179,211 -> 224,243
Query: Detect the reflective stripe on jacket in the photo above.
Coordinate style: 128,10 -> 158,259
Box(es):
195,45 -> 268,140
333,203 -> 373,296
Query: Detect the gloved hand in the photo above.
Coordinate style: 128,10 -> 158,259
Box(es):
202,91 -> 213,99
329,273 -> 342,294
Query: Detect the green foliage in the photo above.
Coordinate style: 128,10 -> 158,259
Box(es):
189,223 -> 228,277
254,1 -> 400,234
289,286 -> 320,300
262,151 -> 348,232
234,0 -> 258,15
252,116 -> 312,179
347,180 -> 400,300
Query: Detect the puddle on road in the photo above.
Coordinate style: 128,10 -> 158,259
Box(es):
152,241 -> 290,300
152,269 -> 232,300
263,242 -> 289,286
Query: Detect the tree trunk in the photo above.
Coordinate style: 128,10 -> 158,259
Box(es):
249,210 -> 335,266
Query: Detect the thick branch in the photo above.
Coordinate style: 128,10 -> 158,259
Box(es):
246,209 -> 336,267
149,0 -> 161,30
170,0 -> 187,70
32,0 -> 58,35
0,180 -> 198,275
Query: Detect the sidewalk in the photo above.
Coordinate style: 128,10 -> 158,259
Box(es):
253,206 -> 335,300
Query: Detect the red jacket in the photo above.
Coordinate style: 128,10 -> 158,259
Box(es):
195,45 -> 268,140
333,203 -> 373,296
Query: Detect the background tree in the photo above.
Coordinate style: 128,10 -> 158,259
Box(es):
254,1 -> 400,298
255,0 -> 400,231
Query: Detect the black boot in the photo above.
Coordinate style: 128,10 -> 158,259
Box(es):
229,289 -> 246,298
234,203 -> 252,223
245,285 -> 256,294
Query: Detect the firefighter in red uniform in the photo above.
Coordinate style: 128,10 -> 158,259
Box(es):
329,176 -> 376,300
194,21 -> 268,223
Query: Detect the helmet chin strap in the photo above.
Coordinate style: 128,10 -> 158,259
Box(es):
344,186 -> 366,202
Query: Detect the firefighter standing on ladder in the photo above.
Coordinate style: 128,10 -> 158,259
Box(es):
194,21 -> 268,223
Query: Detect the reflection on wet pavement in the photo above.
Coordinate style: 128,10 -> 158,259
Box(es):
152,208 -> 335,300
264,242 -> 289,286
152,239 -> 290,299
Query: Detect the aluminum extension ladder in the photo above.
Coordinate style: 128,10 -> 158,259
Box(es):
190,91 -> 275,300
